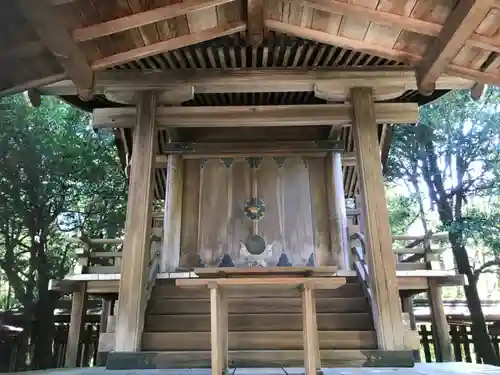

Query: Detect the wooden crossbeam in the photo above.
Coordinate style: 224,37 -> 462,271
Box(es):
303,0 -> 500,54
15,0 -> 93,90
416,0 -> 494,94
92,103 -> 419,128
73,0 -> 235,42
41,68 -> 474,97
91,21 -> 246,70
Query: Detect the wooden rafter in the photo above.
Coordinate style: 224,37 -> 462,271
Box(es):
303,0 -> 500,54
246,0 -> 264,46
265,19 -> 500,86
92,103 -> 419,128
15,0 -> 93,90
91,21 -> 246,70
73,0 -> 235,42
416,0 -> 494,94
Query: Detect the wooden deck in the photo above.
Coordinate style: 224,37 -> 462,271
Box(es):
0,363 -> 498,375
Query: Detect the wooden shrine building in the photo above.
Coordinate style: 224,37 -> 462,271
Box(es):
2,0 -> 500,372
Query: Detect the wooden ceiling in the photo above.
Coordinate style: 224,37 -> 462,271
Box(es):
3,0 -> 500,95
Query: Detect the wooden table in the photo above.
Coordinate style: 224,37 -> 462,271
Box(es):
176,268 -> 345,375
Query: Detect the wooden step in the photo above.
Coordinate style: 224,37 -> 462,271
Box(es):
144,312 -> 374,332
151,281 -> 363,299
148,297 -> 369,314
106,350 -> 414,369
141,331 -> 377,351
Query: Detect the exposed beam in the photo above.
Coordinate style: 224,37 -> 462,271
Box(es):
154,141 -> 346,161
91,21 -> 246,70
16,0 -> 93,90
265,19 -> 500,86
156,151 -> 357,163
42,68 -> 474,97
416,0 -> 493,94
303,0 -> 500,54
73,0 -> 234,42
0,73 -> 66,97
93,103 -> 419,128
247,0 -> 264,46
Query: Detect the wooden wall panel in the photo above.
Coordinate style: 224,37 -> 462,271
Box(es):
281,157 -> 315,266
178,156 -> 332,268
179,159 -> 201,267
197,159 -> 231,266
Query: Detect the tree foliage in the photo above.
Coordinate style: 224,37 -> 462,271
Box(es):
386,88 -> 500,364
0,94 -> 127,368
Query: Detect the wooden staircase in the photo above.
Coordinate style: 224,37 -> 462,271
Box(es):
138,276 -> 381,367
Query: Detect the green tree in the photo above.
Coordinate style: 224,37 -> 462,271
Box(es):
0,94 -> 127,369
387,88 -> 500,364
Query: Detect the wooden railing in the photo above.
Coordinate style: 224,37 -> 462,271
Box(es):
392,232 -> 450,272
349,231 -> 373,307
69,235 -> 124,275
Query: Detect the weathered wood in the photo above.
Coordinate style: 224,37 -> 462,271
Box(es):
138,330 -> 377,351
73,0 -> 234,42
177,277 -> 346,289
92,103 -> 420,129
302,0 -> 500,54
302,286 -> 321,375
161,155 -> 184,272
91,21 -> 246,70
148,296 -> 367,314
152,280 -> 361,298
42,68 -> 474,96
144,312 -> 373,332
247,0 -> 264,46
428,279 -> 453,361
15,0 -> 93,90
64,283 -> 87,367
105,349 -> 414,368
210,286 -> 223,375
308,158 -> 332,266
326,152 -> 349,269
97,298 -> 112,365
114,91 -> 157,352
155,141 -> 344,159
193,266 -> 337,278
417,0 -> 494,93
179,159 -> 201,267
350,87 -> 404,350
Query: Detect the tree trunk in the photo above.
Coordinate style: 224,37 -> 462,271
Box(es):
449,233 -> 498,365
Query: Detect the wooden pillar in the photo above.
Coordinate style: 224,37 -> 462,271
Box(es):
209,286 -> 228,375
350,87 -> 404,350
64,283 -> 87,367
326,152 -> 350,269
114,91 -> 157,352
302,285 -> 321,375
161,154 -> 184,272
96,298 -> 112,366
402,296 -> 421,362
428,280 -> 453,361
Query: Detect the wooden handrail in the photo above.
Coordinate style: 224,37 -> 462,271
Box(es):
349,231 -> 373,308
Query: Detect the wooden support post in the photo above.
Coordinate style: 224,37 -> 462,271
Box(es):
114,91 -> 157,352
161,154 -> 184,272
350,87 -> 405,350
428,279 -> 453,361
97,298 -> 112,366
64,283 -> 87,367
326,152 -> 350,269
402,296 -> 421,362
209,286 -> 228,375
302,285 -> 321,375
